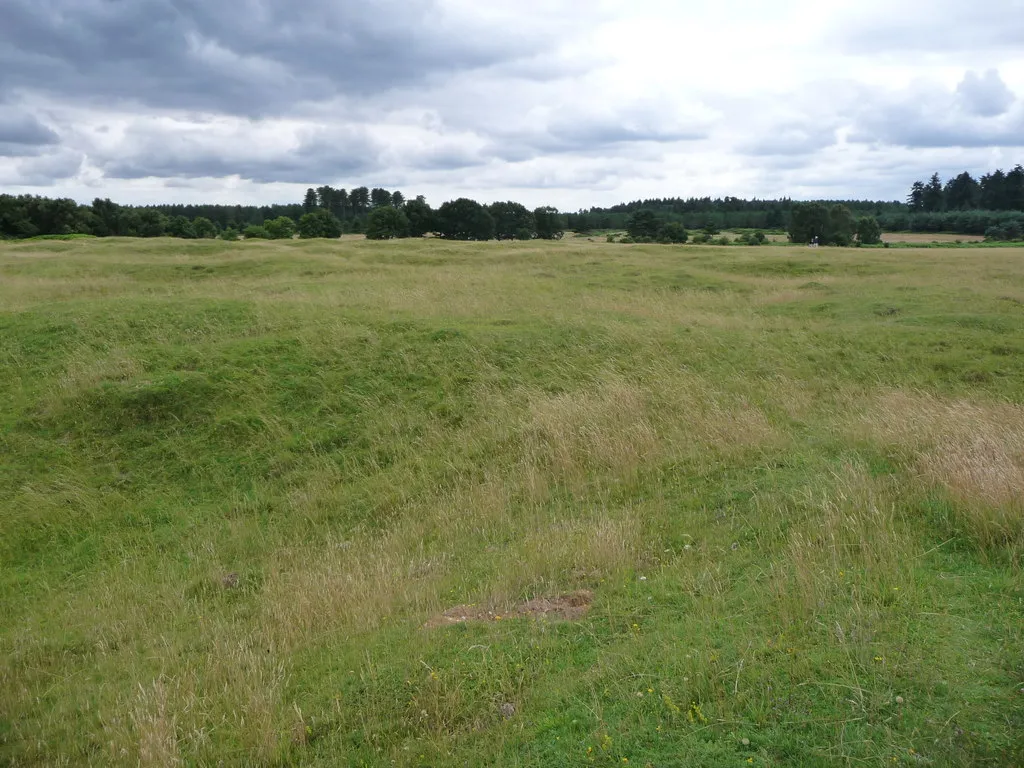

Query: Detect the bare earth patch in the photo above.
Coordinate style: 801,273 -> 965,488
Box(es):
424,590 -> 593,629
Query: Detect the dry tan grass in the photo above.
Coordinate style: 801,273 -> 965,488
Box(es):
860,391 -> 1024,547
130,681 -> 183,767
522,379 -> 658,491
45,349 -> 143,412
772,464 -> 913,624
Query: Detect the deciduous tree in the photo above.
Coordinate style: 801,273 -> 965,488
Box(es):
365,205 -> 408,239
436,198 -> 494,241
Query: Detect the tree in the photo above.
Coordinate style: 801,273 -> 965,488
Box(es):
626,209 -> 661,239
365,205 -> 409,240
571,211 -> 594,233
404,196 -> 435,237
788,202 -> 830,244
316,186 -> 335,211
303,188 -> 318,212
391,191 -> 405,208
944,172 -> 981,211
855,216 -> 882,245
264,216 -> 297,240
298,209 -> 342,239
370,188 -> 392,208
334,188 -> 349,220
980,170 -> 1004,210
90,198 -> 121,236
923,172 -> 944,212
167,215 -> 196,239
829,204 -> 855,246
907,181 -> 925,212
533,207 -> 564,239
349,187 -> 370,214
658,221 -> 689,243
1007,165 -> 1024,211
136,209 -> 168,238
193,217 -> 218,239
435,198 -> 494,240
488,201 -> 535,240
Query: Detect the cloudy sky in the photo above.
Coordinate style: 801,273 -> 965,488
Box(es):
1,0 -> 1023,209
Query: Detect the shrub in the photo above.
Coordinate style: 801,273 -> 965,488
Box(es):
658,221 -> 689,244
626,210 -> 661,240
264,216 -> 297,240
167,215 -> 196,239
606,234 -> 617,243
365,206 -> 409,240
193,217 -> 218,239
298,209 -> 342,239
220,227 -> 239,241
715,235 -> 731,245
243,225 -> 269,239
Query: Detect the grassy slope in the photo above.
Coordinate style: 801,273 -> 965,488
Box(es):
1,237 -> 1022,766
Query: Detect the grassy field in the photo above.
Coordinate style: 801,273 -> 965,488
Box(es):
1,237 -> 1022,766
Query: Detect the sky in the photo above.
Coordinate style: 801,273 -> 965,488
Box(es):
1,0 -> 1023,210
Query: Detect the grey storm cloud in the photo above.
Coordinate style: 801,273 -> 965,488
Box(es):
1,149 -> 84,186
489,112 -> 707,163
957,69 -> 1015,117
0,107 -> 60,156
0,0 -> 560,116
848,71 -> 1024,149
100,125 -> 384,183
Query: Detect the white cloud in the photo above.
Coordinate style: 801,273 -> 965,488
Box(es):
2,0 -> 1023,206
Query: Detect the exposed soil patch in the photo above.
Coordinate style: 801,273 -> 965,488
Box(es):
424,590 -> 593,629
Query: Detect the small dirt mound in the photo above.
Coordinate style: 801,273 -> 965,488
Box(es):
424,590 -> 593,629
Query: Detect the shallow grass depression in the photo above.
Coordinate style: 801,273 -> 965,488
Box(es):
1,236 -> 1023,766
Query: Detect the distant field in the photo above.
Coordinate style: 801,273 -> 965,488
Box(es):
882,232 -> 986,243
1,238 -> 1022,766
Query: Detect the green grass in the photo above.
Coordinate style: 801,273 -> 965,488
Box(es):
1,237 -> 1022,766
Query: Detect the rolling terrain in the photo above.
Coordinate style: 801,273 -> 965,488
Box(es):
1,237 -> 1022,766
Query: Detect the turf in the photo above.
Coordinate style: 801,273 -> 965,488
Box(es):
1,237 -> 1022,766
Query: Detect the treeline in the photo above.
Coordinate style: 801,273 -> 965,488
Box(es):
566,197 -> 904,233
0,191 -> 568,242
0,195 -> 311,240
362,197 -> 565,241
4,167 -> 1023,243
896,166 -> 1024,240
876,210 -> 1024,239
907,167 -> 1024,213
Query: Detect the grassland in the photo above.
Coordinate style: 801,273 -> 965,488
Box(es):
881,234 -> 986,244
1,237 -> 1022,766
